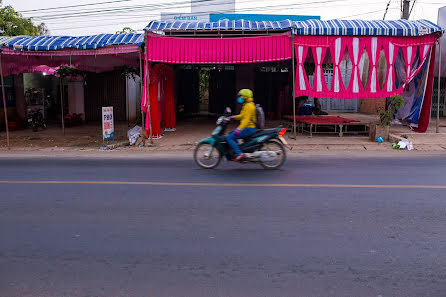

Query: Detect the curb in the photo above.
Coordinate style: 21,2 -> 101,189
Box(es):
101,141 -> 129,150
389,133 -> 405,143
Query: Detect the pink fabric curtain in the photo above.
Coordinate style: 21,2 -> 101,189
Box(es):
1,45 -> 140,56
294,34 -> 438,99
146,32 -> 292,64
1,48 -> 140,76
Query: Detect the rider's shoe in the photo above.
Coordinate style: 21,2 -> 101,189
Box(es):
235,153 -> 245,162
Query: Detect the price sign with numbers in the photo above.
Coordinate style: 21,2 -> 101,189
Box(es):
102,106 -> 114,140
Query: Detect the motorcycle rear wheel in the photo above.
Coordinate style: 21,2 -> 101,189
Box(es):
194,143 -> 222,169
259,140 -> 286,170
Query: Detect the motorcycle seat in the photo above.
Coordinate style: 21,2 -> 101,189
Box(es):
244,128 -> 277,141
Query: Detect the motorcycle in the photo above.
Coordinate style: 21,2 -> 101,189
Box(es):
194,108 -> 290,170
27,108 -> 46,132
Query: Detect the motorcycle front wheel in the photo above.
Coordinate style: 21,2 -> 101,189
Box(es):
194,143 -> 222,169
259,140 -> 286,170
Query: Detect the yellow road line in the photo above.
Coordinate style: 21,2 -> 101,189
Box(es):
0,180 -> 445,189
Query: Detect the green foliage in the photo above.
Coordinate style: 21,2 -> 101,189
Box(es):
115,65 -> 139,80
0,3 -> 47,36
55,66 -> 86,79
378,95 -> 405,126
116,27 -> 137,34
199,70 -> 209,99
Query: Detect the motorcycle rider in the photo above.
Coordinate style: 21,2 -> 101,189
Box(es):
226,89 -> 257,162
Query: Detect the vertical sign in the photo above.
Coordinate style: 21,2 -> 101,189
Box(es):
102,106 -> 114,140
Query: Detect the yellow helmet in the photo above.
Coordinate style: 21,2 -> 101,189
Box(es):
238,89 -> 253,99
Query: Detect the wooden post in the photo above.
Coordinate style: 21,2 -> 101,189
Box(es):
59,77 -> 65,136
144,34 -> 153,145
0,51 -> 10,149
436,39 -> 442,133
139,49 -> 146,145
291,34 -> 297,139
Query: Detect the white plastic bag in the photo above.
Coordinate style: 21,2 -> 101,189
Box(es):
127,125 -> 142,145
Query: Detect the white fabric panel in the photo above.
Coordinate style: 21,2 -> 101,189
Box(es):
370,37 -> 378,92
298,46 -> 306,90
406,46 -> 413,77
316,47 -> 323,92
334,38 -> 342,92
352,38 -> 360,93
387,42 -> 395,92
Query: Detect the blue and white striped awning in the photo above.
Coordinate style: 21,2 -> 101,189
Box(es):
3,33 -> 144,51
145,18 -> 442,37
146,19 -> 294,31
292,19 -> 442,36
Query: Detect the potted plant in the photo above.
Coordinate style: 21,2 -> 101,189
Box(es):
370,95 -> 405,141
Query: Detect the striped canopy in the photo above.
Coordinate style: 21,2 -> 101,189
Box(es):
292,19 -> 442,37
146,19 -> 442,37
3,33 -> 144,51
146,19 -> 294,31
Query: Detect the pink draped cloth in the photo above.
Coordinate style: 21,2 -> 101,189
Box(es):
294,34 -> 439,99
146,32 -> 292,64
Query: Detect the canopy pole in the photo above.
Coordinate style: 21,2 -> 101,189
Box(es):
139,49 -> 146,145
291,34 -> 296,140
59,77 -> 65,136
436,39 -> 442,133
0,50 -> 10,149
144,34 -> 153,145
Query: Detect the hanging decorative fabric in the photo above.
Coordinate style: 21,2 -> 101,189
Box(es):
312,46 -> 328,93
383,41 -> 400,93
365,37 -> 381,95
145,66 -> 162,138
158,65 -> 176,130
146,32 -> 292,64
293,34 -> 438,99
143,63 -> 176,137
403,45 -> 416,83
404,43 -> 433,87
330,37 -> 347,94
294,45 -> 311,94
347,37 -> 365,95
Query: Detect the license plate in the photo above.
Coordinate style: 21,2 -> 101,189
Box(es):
28,119 -> 32,122
279,136 -> 291,150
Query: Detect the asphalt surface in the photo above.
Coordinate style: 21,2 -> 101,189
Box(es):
0,154 -> 445,297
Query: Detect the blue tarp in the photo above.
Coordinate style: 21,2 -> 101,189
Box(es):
146,19 -> 442,37
3,33 -> 144,51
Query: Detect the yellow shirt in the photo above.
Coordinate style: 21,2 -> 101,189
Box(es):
233,98 -> 257,129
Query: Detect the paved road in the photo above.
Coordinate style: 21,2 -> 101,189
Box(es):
0,154 -> 445,297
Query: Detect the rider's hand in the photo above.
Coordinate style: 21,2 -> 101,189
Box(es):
227,116 -> 234,120
233,128 -> 241,136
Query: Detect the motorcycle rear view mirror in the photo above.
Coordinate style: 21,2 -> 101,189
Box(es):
224,107 -> 232,116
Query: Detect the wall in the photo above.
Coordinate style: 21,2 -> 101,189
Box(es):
14,74 -> 26,121
68,80 -> 85,119
235,64 -> 255,92
358,98 -> 386,114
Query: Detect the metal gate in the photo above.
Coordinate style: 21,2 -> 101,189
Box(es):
431,77 -> 446,117
85,72 -> 126,122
